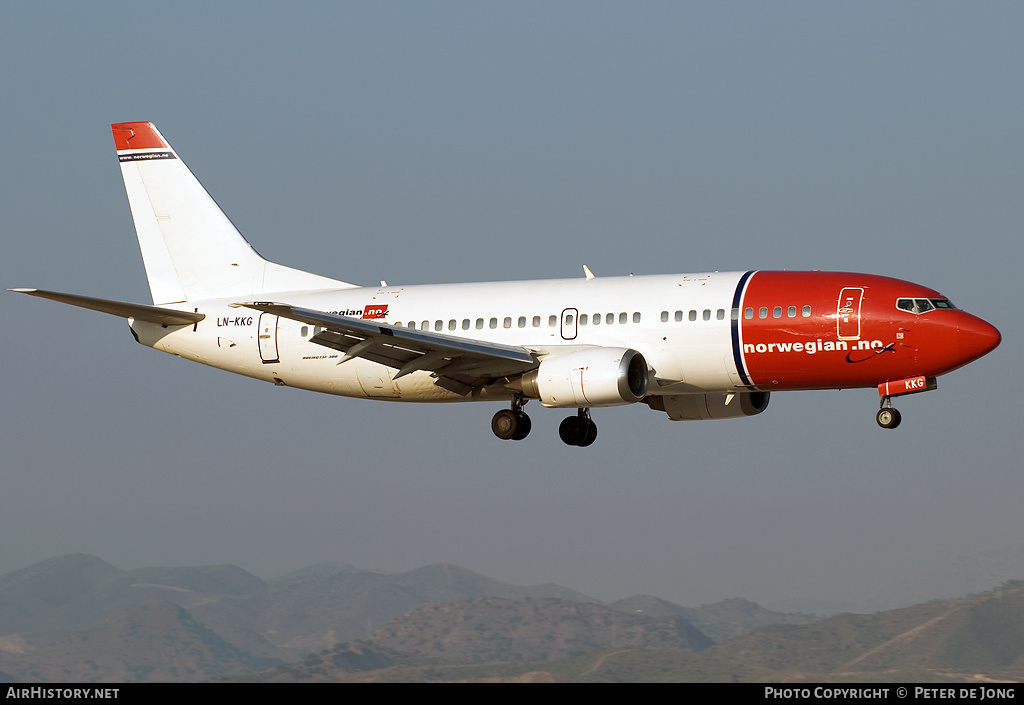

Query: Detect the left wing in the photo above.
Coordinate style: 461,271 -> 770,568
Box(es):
237,302 -> 538,395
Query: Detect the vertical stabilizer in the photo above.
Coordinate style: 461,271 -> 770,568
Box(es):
112,122 -> 354,305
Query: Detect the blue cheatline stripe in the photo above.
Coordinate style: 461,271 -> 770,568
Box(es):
730,270 -> 755,388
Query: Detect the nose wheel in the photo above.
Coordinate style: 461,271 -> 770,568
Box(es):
559,408 -> 597,447
876,397 -> 902,429
491,397 -> 531,440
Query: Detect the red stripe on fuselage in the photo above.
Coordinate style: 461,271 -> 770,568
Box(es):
737,271 -> 991,391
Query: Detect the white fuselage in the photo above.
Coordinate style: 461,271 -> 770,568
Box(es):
131,272 -> 745,402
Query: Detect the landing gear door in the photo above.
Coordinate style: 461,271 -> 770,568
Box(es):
258,312 -> 280,363
836,288 -> 863,340
560,308 -> 578,341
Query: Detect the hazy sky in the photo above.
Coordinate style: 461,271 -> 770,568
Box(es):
3,2 -> 1021,611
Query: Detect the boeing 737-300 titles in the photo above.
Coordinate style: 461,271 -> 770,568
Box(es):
12,122 -> 1001,447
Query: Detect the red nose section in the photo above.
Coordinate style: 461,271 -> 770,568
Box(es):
957,314 -> 1001,366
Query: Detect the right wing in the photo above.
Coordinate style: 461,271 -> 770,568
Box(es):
237,301 -> 538,395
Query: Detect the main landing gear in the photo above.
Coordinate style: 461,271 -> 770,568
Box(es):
558,408 -> 597,447
876,396 -> 902,430
490,400 -> 598,447
491,396 -> 532,441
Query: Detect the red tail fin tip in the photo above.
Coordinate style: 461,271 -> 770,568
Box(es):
111,122 -> 167,151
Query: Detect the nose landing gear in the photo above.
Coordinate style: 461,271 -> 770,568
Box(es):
876,397 -> 902,429
874,376 -> 937,429
558,408 -> 598,447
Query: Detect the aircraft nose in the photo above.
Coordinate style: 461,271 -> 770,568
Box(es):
957,314 -> 1001,365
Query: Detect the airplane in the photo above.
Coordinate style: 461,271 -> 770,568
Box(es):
12,122 -> 1001,447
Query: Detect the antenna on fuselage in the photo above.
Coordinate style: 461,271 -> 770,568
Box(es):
583,265 -> 595,280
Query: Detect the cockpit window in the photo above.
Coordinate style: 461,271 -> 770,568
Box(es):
896,298 -> 956,314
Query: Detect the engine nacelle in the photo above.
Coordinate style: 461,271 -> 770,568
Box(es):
518,347 -> 649,407
646,391 -> 770,420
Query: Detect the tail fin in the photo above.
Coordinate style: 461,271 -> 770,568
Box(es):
112,122 -> 355,305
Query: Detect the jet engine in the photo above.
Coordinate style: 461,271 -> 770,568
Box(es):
646,391 -> 770,420
516,347 -> 649,407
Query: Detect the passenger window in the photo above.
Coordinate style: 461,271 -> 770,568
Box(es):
408,322 -> 416,329
476,318 -> 484,329
533,316 -> 541,327
606,313 -> 614,325
462,319 -> 470,330
717,309 -> 725,320
435,320 -> 443,331
504,317 -> 512,329
788,306 -> 796,318
745,308 -> 753,319
619,312 -> 627,324
675,310 -> 683,322
759,307 -> 768,319
592,313 -> 600,326
549,315 -> 558,327
489,317 -> 498,329
300,326 -> 309,337
449,319 -> 457,331
421,321 -> 429,331
633,312 -> 641,323
580,314 -> 588,325
731,308 -> 739,320
773,306 -> 782,318
518,316 -> 526,328
661,311 -> 669,322
802,305 -> 811,317
688,310 -> 696,322
703,309 -> 711,321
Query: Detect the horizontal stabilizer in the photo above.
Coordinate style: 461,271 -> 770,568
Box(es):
10,288 -> 204,325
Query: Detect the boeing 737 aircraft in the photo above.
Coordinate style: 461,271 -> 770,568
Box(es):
13,122 -> 1001,447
